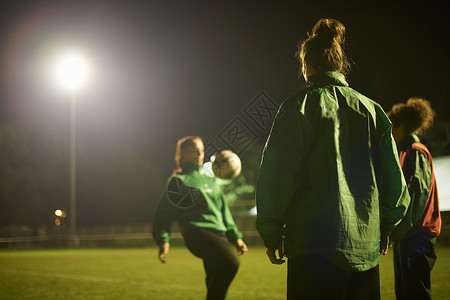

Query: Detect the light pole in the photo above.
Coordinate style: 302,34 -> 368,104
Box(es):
57,54 -> 86,247
69,88 -> 77,246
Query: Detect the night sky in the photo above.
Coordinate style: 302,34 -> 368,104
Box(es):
1,1 -> 449,226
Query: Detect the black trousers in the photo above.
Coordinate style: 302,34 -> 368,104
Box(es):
183,228 -> 239,300
287,253 -> 380,300
394,233 -> 437,300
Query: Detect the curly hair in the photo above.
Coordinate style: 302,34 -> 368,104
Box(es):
296,18 -> 351,76
388,97 -> 436,135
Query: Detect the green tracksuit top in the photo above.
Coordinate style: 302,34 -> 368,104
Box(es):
256,72 -> 410,271
152,164 -> 243,245
390,134 -> 441,242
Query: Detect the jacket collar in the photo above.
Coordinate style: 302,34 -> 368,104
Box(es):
398,134 -> 421,151
180,162 -> 201,174
306,71 -> 349,89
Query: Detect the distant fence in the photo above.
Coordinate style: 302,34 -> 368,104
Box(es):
0,215 -> 263,249
2,213 -> 450,249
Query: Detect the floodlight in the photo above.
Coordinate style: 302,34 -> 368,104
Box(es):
56,54 -> 87,90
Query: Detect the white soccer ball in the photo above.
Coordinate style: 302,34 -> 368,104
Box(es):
211,150 -> 242,179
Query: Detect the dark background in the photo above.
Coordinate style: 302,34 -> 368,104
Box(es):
1,1 -> 449,227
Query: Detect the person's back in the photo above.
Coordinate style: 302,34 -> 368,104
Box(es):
388,98 -> 441,299
285,72 -> 399,268
258,71 -> 408,270
255,18 -> 410,299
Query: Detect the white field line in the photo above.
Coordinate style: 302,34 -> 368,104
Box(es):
0,269 -> 284,299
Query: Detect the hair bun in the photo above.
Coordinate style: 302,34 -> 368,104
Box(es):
312,18 -> 346,45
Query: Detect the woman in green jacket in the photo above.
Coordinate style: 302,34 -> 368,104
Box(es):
256,18 -> 410,299
153,136 -> 248,300
388,98 -> 441,299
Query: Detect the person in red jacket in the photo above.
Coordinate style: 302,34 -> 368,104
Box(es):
388,98 -> 442,300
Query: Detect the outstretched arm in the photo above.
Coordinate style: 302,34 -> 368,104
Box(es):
152,189 -> 177,254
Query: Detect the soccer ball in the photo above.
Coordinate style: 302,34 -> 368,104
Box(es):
211,150 -> 242,179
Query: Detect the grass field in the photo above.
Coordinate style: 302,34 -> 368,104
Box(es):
0,245 -> 449,299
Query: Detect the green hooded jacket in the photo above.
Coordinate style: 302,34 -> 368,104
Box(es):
256,72 -> 410,271
153,164 -> 243,245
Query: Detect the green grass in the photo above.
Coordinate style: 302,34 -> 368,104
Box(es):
0,245 -> 449,299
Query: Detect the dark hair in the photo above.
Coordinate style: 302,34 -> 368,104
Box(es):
297,18 -> 351,76
388,98 -> 436,135
173,136 -> 203,174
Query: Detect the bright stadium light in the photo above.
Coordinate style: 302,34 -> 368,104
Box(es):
56,54 -> 87,90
